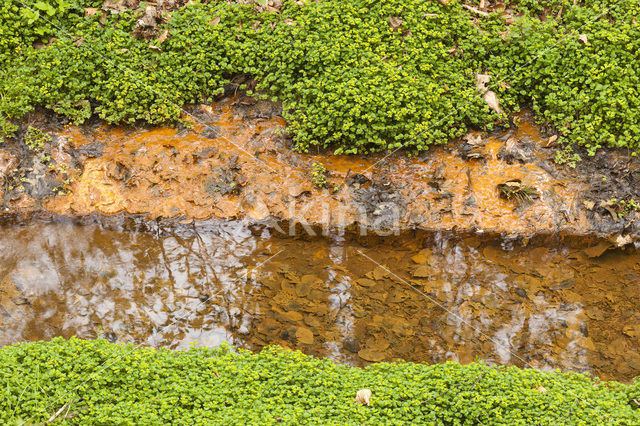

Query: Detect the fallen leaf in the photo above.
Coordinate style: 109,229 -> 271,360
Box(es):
157,29 -> 169,44
371,267 -> 386,280
412,265 -> 430,278
355,389 -> 372,406
612,234 -> 633,247
464,133 -> 483,146
462,4 -> 489,16
583,240 -> 612,258
102,0 -> 128,14
358,348 -> 385,362
475,74 -> 504,115
483,90 -> 503,115
475,74 -> 491,92
599,200 -> 618,222
388,16 -> 404,30
544,134 -> 558,147
295,327 -> 314,345
210,17 -> 221,25
85,7 -> 98,16
578,34 -> 589,45
148,45 -> 162,52
583,200 -> 595,210
536,386 -> 549,394
355,278 -> 377,287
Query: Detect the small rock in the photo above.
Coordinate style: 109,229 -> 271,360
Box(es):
343,337 -> 360,353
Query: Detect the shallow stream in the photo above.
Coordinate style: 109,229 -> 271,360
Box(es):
1,220 -> 639,382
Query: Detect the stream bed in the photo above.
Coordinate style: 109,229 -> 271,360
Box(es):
1,219 -> 639,382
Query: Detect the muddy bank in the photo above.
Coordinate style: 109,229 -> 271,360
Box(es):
1,96 -> 639,242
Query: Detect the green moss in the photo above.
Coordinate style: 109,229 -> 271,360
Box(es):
311,161 -> 328,188
0,338 -> 638,424
23,125 -> 52,151
0,0 -> 639,156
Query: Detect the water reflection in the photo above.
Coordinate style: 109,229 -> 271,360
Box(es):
0,222 -> 639,382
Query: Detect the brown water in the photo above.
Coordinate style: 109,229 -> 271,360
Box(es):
1,220 -> 639,382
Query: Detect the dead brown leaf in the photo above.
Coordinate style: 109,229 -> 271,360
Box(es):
462,4 -> 489,16
484,90 -> 503,115
157,29 -> 169,44
102,0 -> 128,14
412,265 -> 430,278
210,17 -> 221,25
355,389 -> 372,406
536,386 -> 549,394
355,278 -> 377,287
84,7 -> 99,17
475,74 -> 504,115
388,16 -> 404,30
295,327 -> 314,345
358,348 -> 385,362
578,34 -> 589,45
583,240 -> 612,258
599,200 -> 619,222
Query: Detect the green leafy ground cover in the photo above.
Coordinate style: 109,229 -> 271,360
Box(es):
0,0 -> 639,155
0,338 -> 639,424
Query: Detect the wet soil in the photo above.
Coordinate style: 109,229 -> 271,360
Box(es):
1,95 -> 639,242
0,220 -> 638,382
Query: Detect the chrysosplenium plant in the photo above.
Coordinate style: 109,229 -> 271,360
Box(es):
0,0 -> 639,155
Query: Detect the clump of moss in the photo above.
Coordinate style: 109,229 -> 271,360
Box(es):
311,161 -> 327,188
1,338 -> 639,424
23,126 -> 52,152
1,1 -> 639,156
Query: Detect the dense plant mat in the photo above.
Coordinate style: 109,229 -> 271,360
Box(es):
0,0 -> 639,155
0,338 -> 638,424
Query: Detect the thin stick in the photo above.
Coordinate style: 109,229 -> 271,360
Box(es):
46,402 -> 69,424
462,4 -> 490,17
